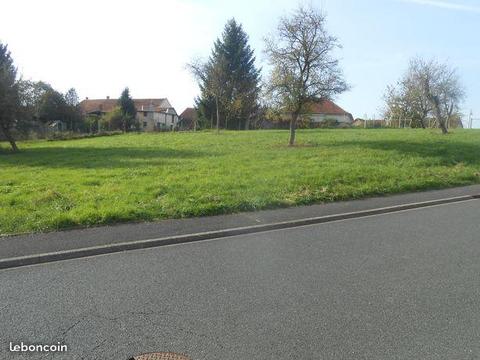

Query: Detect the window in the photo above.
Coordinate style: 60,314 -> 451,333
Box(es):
143,121 -> 147,128
143,111 -> 148,117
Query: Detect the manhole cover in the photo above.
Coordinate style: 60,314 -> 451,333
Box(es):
129,353 -> 191,360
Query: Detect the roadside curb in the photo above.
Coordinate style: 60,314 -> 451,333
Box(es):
1,194 -> 478,270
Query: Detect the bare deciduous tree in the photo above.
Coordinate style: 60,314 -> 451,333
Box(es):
417,58 -> 464,134
384,78 -> 432,129
384,57 -> 465,133
187,57 -> 227,133
264,5 -> 348,145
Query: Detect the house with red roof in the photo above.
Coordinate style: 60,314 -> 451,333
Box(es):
259,99 -> 354,129
80,97 -> 179,131
178,107 -> 198,130
304,99 -> 354,124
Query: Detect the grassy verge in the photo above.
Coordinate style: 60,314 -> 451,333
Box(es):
1,129 -> 479,235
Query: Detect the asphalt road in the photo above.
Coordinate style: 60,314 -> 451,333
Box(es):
1,200 -> 480,359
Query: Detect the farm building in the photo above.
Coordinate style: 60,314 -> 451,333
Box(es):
80,97 -> 179,131
304,99 -> 354,124
178,108 -> 198,130
260,99 -> 354,129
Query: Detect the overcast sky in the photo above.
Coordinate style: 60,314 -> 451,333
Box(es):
1,0 -> 479,123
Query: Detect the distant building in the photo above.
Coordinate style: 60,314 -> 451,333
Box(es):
178,108 -> 198,130
80,97 -> 179,131
260,99 -> 353,129
304,99 -> 354,124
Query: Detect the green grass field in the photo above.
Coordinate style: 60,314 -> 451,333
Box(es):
1,129 -> 480,235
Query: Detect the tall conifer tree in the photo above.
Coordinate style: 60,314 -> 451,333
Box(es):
0,43 -> 21,151
196,19 -> 260,130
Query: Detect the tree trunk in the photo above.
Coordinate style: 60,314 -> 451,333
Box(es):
438,120 -> 447,134
430,96 -> 448,134
1,126 -> 18,152
446,103 -> 454,130
244,118 -> 250,130
215,96 -> 220,134
419,117 -> 426,129
436,115 -> 448,134
289,113 -> 298,146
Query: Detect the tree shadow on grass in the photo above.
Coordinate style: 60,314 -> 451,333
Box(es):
326,138 -> 480,166
0,146 -> 214,169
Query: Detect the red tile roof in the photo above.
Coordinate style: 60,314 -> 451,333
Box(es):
180,107 -> 197,120
80,98 -> 171,114
307,99 -> 351,116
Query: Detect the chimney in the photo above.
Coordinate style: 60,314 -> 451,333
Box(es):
106,96 -> 110,99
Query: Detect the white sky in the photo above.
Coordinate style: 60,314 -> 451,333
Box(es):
1,0 -> 222,113
1,0 -> 478,122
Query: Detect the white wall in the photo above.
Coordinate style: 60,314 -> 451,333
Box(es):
308,114 -> 352,123
153,112 -> 179,130
136,111 -> 179,131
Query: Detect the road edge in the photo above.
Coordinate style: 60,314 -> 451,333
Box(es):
1,194 -> 478,270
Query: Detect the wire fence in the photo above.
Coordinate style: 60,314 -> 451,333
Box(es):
467,112 -> 480,129
362,111 -> 480,129
363,118 -> 463,129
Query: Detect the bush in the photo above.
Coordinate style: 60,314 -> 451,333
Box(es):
309,118 -> 340,128
319,119 -> 339,128
101,107 -> 124,131
46,131 -> 123,141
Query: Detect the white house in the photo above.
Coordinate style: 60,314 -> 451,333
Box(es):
80,97 -> 179,131
304,99 -> 354,124
136,99 -> 179,131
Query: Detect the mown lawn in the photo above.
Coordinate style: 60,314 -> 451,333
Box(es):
1,129 -> 480,235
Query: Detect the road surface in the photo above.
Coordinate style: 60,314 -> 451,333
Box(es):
1,200 -> 480,359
